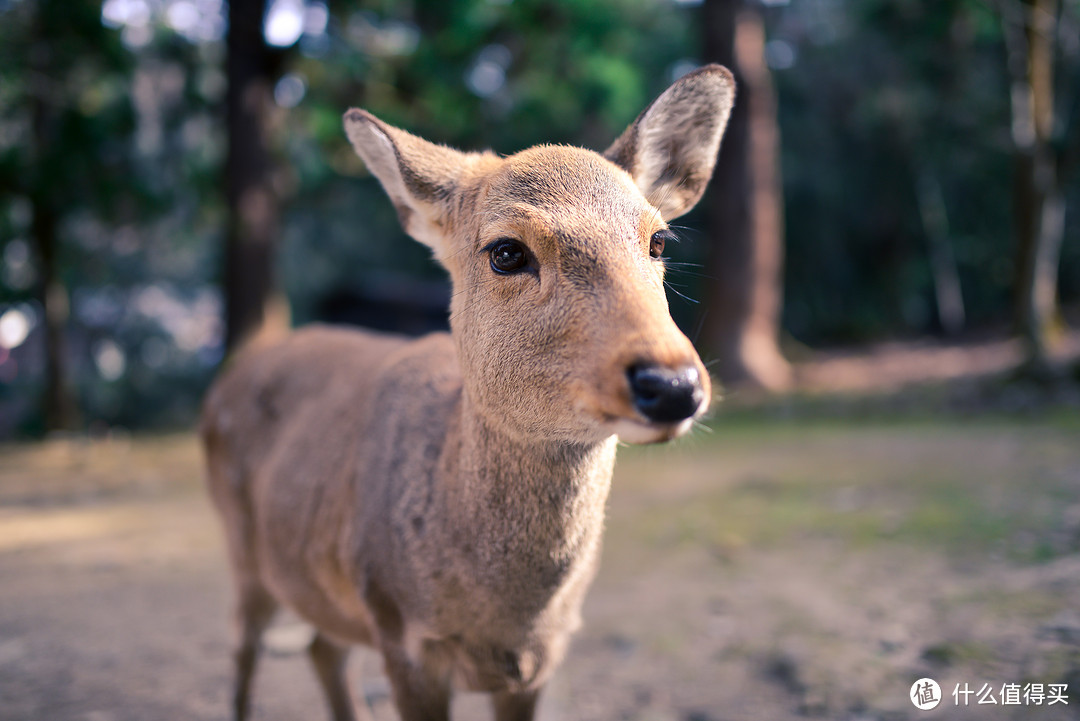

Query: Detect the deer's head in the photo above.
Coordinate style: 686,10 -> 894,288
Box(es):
345,65 -> 734,444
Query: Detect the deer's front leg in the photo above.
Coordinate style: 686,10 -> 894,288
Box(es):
308,632 -> 365,721
492,689 -> 540,721
382,645 -> 451,721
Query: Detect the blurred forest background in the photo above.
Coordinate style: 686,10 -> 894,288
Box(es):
1,0 -> 1079,437
4,3 -> 1080,719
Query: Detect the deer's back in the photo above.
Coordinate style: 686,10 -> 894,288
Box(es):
201,325 -> 417,477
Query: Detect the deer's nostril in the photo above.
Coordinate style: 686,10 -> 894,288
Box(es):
627,364 -> 704,424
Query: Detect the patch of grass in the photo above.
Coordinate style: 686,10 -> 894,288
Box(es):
706,383 -> 1080,431
621,419 -> 1080,565
921,640 -> 999,670
632,473 -> 1047,561
957,587 -> 1066,620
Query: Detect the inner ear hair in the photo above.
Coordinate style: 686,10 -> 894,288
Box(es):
603,64 -> 736,221
343,109 -> 476,255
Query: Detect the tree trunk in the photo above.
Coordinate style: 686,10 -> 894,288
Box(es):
700,0 -> 791,392
1003,0 -> 1066,369
31,3 -> 79,431
225,0 -> 286,351
31,187 -> 79,432
914,169 -> 965,335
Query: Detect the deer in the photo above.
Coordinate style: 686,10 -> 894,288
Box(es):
201,64 -> 735,721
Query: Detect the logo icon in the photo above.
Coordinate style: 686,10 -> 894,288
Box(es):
911,678 -> 942,710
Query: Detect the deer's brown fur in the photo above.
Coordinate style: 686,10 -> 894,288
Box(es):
202,64 -> 735,721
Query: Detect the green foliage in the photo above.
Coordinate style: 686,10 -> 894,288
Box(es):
0,0 -> 1077,432
0,0 -> 223,432
278,0 -> 692,324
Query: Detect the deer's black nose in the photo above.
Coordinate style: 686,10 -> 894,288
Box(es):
627,364 -> 704,424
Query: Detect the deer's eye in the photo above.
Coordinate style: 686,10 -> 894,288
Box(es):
489,240 -> 528,274
650,229 -> 675,259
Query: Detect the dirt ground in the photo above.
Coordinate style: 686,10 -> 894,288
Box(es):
2,410 -> 1080,721
792,329 -> 1080,395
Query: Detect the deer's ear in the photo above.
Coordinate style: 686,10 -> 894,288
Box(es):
604,65 -> 735,221
344,109 -> 471,258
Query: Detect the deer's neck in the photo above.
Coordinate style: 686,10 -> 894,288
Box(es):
447,398 -> 618,592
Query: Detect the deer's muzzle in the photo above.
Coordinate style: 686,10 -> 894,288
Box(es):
626,363 -> 705,424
